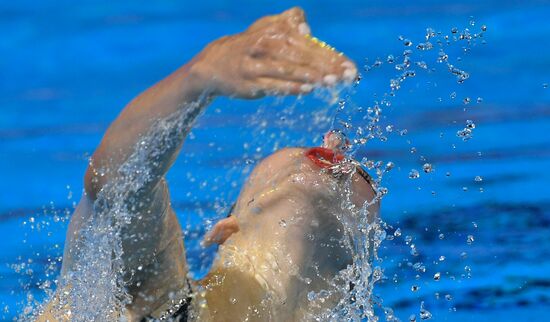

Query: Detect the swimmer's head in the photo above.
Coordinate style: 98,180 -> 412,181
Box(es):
322,130 -> 349,152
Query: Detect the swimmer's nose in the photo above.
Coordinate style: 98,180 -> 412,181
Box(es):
322,130 -> 348,152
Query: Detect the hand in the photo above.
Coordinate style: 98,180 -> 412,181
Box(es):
202,216 -> 240,247
191,7 -> 358,98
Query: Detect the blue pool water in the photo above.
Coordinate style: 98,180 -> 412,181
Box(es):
1,0 -> 549,320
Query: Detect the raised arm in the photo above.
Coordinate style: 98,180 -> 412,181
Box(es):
39,8 -> 359,321
84,7 -> 357,200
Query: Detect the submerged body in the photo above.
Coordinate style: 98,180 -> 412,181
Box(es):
36,7 -> 378,322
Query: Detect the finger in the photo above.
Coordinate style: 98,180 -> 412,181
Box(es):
293,35 -> 358,84
281,7 -> 310,35
257,38 -> 314,65
252,78 -> 314,96
247,7 -> 306,34
247,60 -> 324,84
269,39 -> 357,85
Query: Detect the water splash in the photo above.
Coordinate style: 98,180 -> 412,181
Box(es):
301,20 -> 487,321
20,100 -> 205,320
14,19 -> 487,322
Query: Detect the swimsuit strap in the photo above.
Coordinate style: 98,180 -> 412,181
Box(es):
349,160 -> 377,191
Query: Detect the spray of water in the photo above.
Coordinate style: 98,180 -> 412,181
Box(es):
15,20 -> 486,322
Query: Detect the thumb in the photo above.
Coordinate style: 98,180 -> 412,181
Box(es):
281,7 -> 310,35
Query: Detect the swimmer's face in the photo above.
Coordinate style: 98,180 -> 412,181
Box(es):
322,131 -> 349,152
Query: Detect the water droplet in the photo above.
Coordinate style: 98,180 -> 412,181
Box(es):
279,219 -> 287,228
464,265 -> 472,276
409,314 -> 417,322
409,169 -> 420,179
387,54 -> 395,63
463,97 -> 471,105
416,42 -> 433,51
450,92 -> 457,99
433,272 -> 441,281
411,285 -> 420,292
437,51 -> 449,63
377,186 -> 389,196
474,175 -> 483,182
403,39 -> 413,46
439,233 -> 445,239
230,297 -> 237,304
481,25 -> 487,32
425,27 -> 436,40
457,120 -> 474,141
420,301 -> 432,320
445,294 -> 453,301
390,78 -> 401,91
467,235 -> 475,245
422,163 -> 434,173
410,244 -> 419,256
477,97 -> 483,103
416,61 -> 428,69
394,228 -> 402,237
451,27 -> 458,34
413,262 -> 426,273
439,255 -> 446,261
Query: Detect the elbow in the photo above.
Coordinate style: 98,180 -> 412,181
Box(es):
84,165 -> 102,200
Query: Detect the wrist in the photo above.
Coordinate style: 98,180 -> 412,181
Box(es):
185,55 -> 220,98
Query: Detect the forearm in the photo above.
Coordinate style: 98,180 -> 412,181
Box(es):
84,61 -> 212,199
83,7 -> 357,200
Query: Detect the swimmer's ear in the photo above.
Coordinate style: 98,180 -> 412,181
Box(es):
202,216 -> 240,247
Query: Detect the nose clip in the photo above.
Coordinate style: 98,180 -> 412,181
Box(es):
322,130 -> 350,152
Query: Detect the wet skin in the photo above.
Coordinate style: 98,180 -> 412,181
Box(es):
37,7 -> 373,322
198,147 -> 377,321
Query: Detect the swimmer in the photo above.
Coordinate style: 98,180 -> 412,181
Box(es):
38,7 -> 378,322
